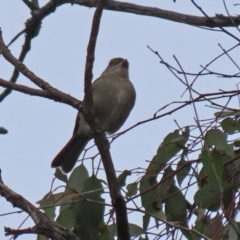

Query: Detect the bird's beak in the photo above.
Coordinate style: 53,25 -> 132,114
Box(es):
120,59 -> 129,69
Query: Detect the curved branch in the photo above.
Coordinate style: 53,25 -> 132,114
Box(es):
0,1 -> 42,103
93,0 -> 240,28
0,174 -> 79,239
22,0 -> 240,32
1,0 -> 236,104
0,29 -> 81,110
0,77 -> 82,104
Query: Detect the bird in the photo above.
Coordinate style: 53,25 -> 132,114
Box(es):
51,57 -> 136,173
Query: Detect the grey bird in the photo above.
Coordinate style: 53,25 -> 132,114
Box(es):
51,58 -> 136,173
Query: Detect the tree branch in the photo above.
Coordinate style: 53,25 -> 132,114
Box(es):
4,0 -> 238,55
0,7 -> 131,236
1,0 -> 237,104
0,77 -> 82,104
0,29 -> 81,110
21,0 -> 240,32
0,172 -> 80,240
82,1 -> 130,240
0,1 -> 41,103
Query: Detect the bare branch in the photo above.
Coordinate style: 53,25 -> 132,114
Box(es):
0,173 -> 80,240
0,30 -> 81,109
7,0 -> 239,50
31,0 -> 240,29
0,3 -> 42,103
82,0 -> 130,239
191,0 -> 240,42
0,77 -> 82,105
2,0 -> 237,104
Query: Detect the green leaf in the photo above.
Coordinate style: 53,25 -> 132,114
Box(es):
147,127 -> 189,173
99,222 -> 114,240
36,192 -> 56,220
214,110 -> 240,118
222,150 -> 240,183
201,148 -> 213,181
67,164 -> 89,192
99,231 -> 114,240
128,223 -> 144,236
229,220 -> 240,239
180,229 -> 195,240
140,173 -> 164,230
143,214 -> 150,230
194,214 -> 224,239
107,223 -> 144,237
52,191 -> 77,206
194,218 -> 205,240
73,176 -> 105,240
151,210 -> 166,220
126,182 -> 138,197
206,129 -> 226,147
211,149 -> 223,180
81,175 -> 105,198
176,159 -> 191,187
164,184 -> 187,224
205,129 -> 234,157
201,148 -> 223,182
220,117 -> 240,134
107,223 -> 117,236
140,175 -> 160,212
37,235 -> 49,240
117,170 -> 131,187
54,168 -> 68,183
194,180 -> 232,211
56,205 -> 76,229
158,166 -> 174,200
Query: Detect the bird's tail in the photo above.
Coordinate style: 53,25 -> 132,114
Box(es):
51,135 -> 89,173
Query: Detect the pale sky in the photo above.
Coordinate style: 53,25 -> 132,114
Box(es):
1,1 -> 240,239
